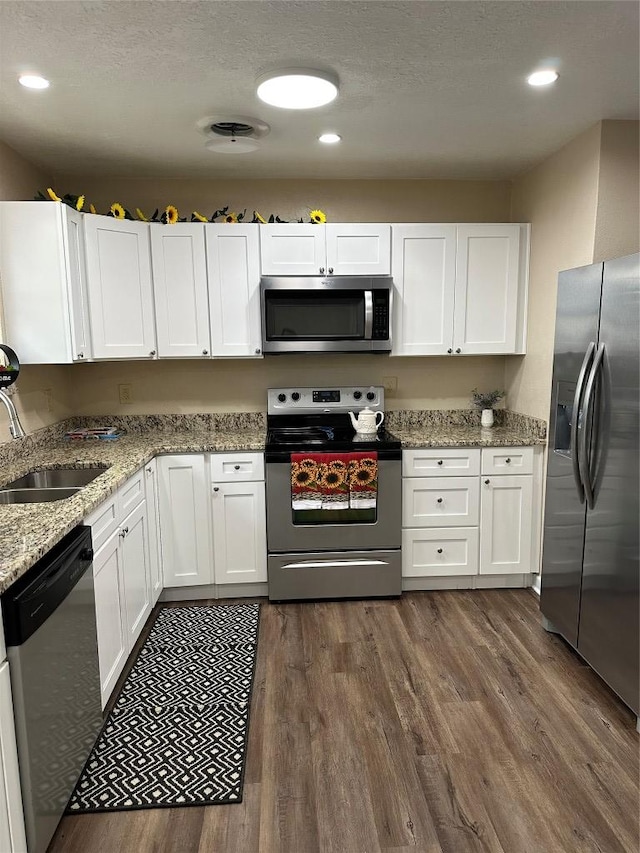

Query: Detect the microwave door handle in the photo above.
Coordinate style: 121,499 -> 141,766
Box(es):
364,291 -> 373,339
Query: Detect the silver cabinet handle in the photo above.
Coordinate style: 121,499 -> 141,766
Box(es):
234,464 -> 240,470
213,486 -> 219,492
485,479 -> 490,485
319,267 -> 325,274
437,497 -> 443,504
571,341 -> 595,504
255,348 -> 261,355
149,350 -> 156,357
505,458 -> 511,464
77,352 -> 84,359
455,348 -> 462,354
437,460 -> 443,466
146,466 -> 152,473
447,348 -> 453,354
437,548 -> 443,554
328,267 -> 334,274
202,349 -> 208,355
579,342 -> 605,509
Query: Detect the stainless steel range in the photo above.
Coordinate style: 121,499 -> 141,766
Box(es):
265,385 -> 402,601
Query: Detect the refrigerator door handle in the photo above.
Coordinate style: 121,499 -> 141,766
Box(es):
571,341 -> 596,502
579,342 -> 605,509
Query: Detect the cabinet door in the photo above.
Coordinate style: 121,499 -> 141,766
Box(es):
84,215 -> 156,359
211,481 -> 267,584
259,224 -> 326,275
0,662 -> 27,853
480,475 -> 533,574
151,223 -> 210,357
391,225 -> 456,355
0,201 -> 76,363
402,476 -> 480,527
158,455 -> 212,587
65,207 -> 92,361
454,224 -> 522,354
326,224 -> 391,275
206,224 -> 262,357
93,530 -> 127,707
120,500 -> 152,645
144,460 -> 163,605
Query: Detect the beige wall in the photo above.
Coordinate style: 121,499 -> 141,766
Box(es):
69,354 -> 506,416
505,124 -> 602,421
593,120 -> 640,263
53,176 -> 512,224
0,141 -> 74,442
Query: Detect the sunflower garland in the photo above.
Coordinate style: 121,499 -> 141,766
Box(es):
33,190 -> 329,225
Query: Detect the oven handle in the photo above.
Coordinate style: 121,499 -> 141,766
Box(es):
281,558 -> 390,569
364,291 -> 373,339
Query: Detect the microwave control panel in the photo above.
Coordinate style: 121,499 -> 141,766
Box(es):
372,291 -> 390,340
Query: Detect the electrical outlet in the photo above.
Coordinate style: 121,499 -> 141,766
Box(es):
382,376 -> 397,393
119,383 -> 133,405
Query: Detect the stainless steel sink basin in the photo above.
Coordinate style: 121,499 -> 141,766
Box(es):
0,487 -> 83,504
1,466 -> 107,491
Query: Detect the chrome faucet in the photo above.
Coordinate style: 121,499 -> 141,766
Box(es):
0,388 -> 26,439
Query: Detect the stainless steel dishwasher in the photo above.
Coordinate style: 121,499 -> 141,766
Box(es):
2,526 -> 102,853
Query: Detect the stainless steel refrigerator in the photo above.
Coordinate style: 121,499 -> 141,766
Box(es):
540,253 -> 639,718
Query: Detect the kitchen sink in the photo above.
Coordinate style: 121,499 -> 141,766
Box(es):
1,466 -> 107,491
0,487 -> 85,504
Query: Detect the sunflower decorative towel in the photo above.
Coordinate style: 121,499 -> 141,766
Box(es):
291,452 -> 377,511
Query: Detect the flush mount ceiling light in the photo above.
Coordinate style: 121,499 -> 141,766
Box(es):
319,133 -> 341,144
18,74 -> 50,89
527,69 -> 559,87
256,69 -> 338,109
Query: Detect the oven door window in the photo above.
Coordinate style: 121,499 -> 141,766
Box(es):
293,507 -> 377,525
264,290 -> 365,340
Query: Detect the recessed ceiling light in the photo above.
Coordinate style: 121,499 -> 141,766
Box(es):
256,69 -> 338,109
527,69 -> 559,87
18,74 -> 50,90
319,133 -> 341,144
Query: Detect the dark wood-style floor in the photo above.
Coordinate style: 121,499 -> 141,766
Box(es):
50,590 -> 639,853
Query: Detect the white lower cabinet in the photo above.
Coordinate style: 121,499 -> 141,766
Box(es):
479,474 -> 533,574
93,529 -> 127,707
0,659 -> 27,853
212,481 -> 267,584
144,460 -> 163,605
86,469 -> 154,707
158,454 -> 212,587
402,446 -> 538,584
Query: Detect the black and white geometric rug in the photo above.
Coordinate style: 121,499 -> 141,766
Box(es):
67,602 -> 260,812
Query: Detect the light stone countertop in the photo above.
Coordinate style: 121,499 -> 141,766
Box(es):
0,427 -> 265,595
0,410 -> 546,594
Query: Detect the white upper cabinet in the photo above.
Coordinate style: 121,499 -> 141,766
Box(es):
454,224 -> 525,355
84,215 -> 157,359
206,224 -> 262,357
151,223 -> 210,357
392,225 -> 456,355
391,223 -> 529,356
0,201 -> 91,363
260,223 -> 391,276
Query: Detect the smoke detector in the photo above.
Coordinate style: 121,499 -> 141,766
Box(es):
196,115 -> 270,154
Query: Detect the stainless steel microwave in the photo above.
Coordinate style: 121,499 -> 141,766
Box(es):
260,275 -> 393,354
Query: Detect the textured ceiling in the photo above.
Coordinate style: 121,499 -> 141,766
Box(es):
0,0 -> 637,180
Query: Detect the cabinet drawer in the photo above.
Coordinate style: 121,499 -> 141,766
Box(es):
118,468 -> 145,517
402,527 -> 479,577
210,452 -> 264,482
84,494 -> 118,551
402,448 -> 480,477
481,447 -> 533,476
402,477 -> 480,527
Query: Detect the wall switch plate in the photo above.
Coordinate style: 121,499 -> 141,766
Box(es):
382,376 -> 397,393
119,383 -> 133,404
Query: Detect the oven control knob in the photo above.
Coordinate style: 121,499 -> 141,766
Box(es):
366,391 -> 375,401
291,392 -> 300,402
277,393 -> 286,403
353,390 -> 362,400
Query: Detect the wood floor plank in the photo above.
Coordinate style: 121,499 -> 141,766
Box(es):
49,591 -> 639,853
